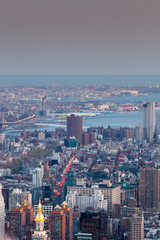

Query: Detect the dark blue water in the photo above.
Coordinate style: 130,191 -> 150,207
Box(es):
1,75 -> 160,87
84,111 -> 143,128
5,110 -> 160,136
5,111 -> 143,135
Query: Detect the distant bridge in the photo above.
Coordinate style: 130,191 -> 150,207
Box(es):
0,115 -> 36,125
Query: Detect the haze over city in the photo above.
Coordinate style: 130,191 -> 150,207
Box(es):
0,1 -> 160,240
0,0 -> 160,75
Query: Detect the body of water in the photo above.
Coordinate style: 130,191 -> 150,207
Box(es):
5,111 -> 142,135
2,75 -> 160,134
103,94 -> 160,103
6,110 -> 160,135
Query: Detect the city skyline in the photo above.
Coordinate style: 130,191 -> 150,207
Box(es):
0,85 -> 160,238
1,1 -> 160,238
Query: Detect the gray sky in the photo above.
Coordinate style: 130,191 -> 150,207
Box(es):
0,0 -> 160,75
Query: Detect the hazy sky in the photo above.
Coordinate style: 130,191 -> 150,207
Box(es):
0,0 -> 160,75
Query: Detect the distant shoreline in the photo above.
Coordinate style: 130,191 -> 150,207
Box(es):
0,75 -> 160,87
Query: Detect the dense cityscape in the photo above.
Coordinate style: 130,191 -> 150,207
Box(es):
0,83 -> 159,239
1,0 -> 160,238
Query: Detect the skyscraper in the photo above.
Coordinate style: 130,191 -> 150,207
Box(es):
33,168 -> 42,188
156,112 -> 160,141
80,210 -> 109,240
10,205 -> 25,239
143,102 -> 155,142
43,161 -> 51,182
9,202 -> 34,239
61,201 -> 73,240
131,213 -> 144,240
49,202 -> 73,240
67,114 -> 83,144
80,211 -> 101,240
0,185 -> 5,240
49,204 -> 66,240
139,168 -> 160,210
120,206 -> 142,235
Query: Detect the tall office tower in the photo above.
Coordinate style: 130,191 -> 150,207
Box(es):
67,114 -> 83,144
80,211 -> 101,240
0,185 -> 5,240
11,189 -> 32,209
131,213 -> 144,240
21,203 -> 34,239
49,205 -> 66,240
80,210 -> 109,240
139,168 -> 160,210
143,102 -> 155,142
33,168 -> 42,187
83,132 -> 90,145
9,202 -> 34,239
23,202 -> 34,225
61,201 -> 73,240
49,203 -> 73,240
32,201 -> 48,240
89,132 -> 95,144
9,204 -> 26,239
156,112 -> 160,141
43,161 -> 51,182
100,210 -> 109,238
120,206 -> 142,234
